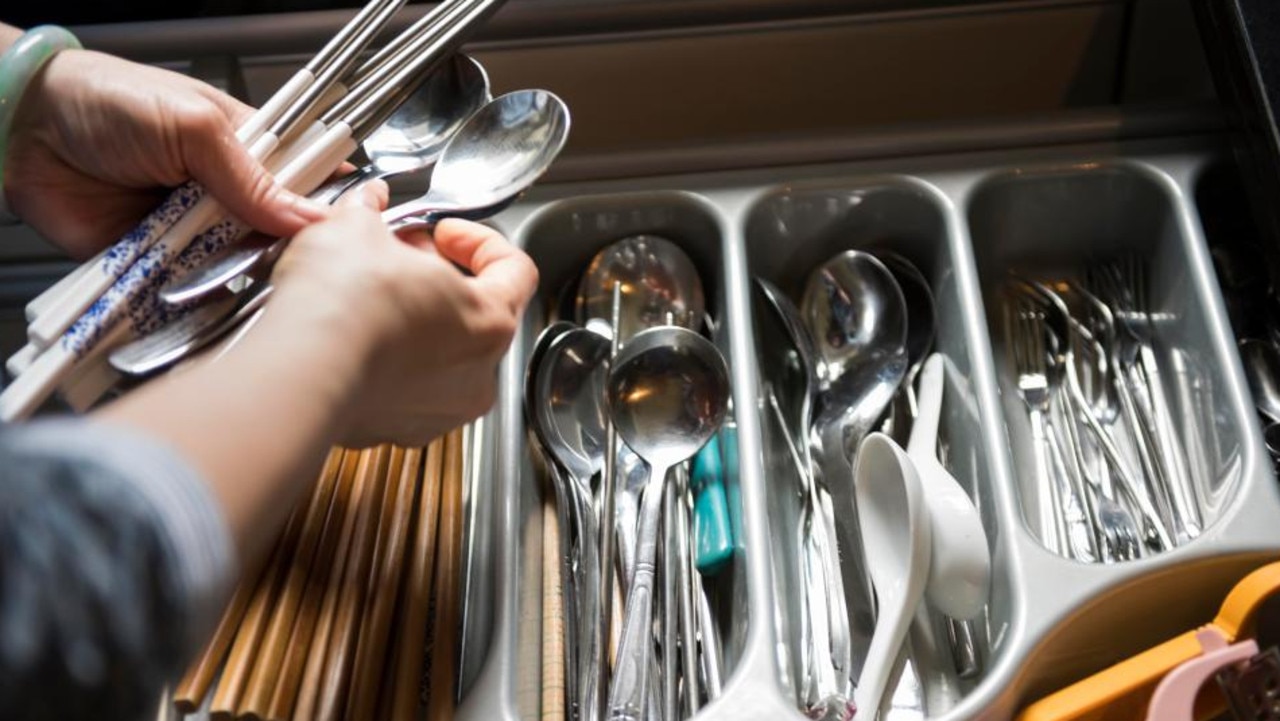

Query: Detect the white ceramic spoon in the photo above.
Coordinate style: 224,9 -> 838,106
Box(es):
852,432 -> 931,720
907,353 -> 991,619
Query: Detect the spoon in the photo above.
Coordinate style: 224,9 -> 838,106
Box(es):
903,355 -> 989,716
109,281 -> 274,376
382,88 -> 570,233
532,326 -> 610,717
875,252 -> 935,414
803,250 -> 909,448
801,250 -> 908,682
576,235 -> 706,343
160,54 -> 492,305
906,353 -> 990,619
754,277 -> 853,708
852,432 -> 931,721
1240,338 -> 1280,424
605,326 -> 730,721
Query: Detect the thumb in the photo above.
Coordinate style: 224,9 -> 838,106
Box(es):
181,116 -> 329,236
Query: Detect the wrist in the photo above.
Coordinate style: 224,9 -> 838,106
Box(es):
0,25 -> 81,223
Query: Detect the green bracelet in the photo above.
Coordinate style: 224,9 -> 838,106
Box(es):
0,25 -> 82,222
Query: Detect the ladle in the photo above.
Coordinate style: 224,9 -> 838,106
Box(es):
605,326 -> 729,721
801,250 -> 909,682
161,54 -> 492,305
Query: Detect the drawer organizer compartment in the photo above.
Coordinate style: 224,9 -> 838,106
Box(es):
454,143 -> 1280,721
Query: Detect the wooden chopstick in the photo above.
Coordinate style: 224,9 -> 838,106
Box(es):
346,446 -> 424,721
312,445 -> 393,721
207,501 -> 306,721
542,495 -> 567,721
289,448 -> 371,721
234,449 -> 344,720
172,442 -> 335,713
390,437 -> 446,721
263,449 -> 361,721
426,430 -> 466,721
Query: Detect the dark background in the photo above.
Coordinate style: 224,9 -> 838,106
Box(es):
5,1 -> 390,25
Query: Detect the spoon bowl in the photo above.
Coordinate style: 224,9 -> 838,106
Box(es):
385,88 -> 570,231
802,250 -> 908,391
907,353 -> 991,619
577,235 -> 706,343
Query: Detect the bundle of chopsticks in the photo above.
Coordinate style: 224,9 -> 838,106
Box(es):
0,0 -> 508,421
170,426 -> 470,721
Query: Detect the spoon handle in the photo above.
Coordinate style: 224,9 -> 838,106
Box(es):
607,464 -> 668,721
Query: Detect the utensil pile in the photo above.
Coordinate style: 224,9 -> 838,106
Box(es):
754,249 -> 990,720
1002,259 -> 1205,563
2,0 -> 570,419
171,426 -> 472,721
524,235 -> 733,721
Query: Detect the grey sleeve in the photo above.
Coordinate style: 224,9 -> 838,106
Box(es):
0,418 -> 236,721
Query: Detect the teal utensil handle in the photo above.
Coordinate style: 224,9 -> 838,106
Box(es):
691,433 -> 734,574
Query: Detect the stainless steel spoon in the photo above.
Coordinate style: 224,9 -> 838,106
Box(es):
801,250 -> 909,685
576,235 -> 706,344
160,53 -> 492,305
383,88 -> 570,232
606,326 -> 729,721
532,326 -> 610,719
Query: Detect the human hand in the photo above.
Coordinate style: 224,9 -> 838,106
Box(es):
3,48 -> 325,258
262,181 -> 538,447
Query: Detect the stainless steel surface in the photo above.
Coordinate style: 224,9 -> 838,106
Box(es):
450,142 -> 1280,721
606,325 -> 730,721
160,53 -> 491,305
1241,339 -> 1280,424
576,236 -> 707,344
383,89 -> 570,231
107,282 -> 273,376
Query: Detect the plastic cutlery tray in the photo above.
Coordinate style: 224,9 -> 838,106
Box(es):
447,138 -> 1280,721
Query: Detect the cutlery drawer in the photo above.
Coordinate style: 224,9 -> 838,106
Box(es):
455,139 -> 1280,721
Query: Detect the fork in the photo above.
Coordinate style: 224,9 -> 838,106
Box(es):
1006,298 -> 1072,556
1021,280 -> 1174,553
1096,258 -> 1203,542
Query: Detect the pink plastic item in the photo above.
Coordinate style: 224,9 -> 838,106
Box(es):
1144,627 -> 1259,721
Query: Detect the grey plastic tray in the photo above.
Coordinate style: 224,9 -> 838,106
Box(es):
451,139 -> 1280,721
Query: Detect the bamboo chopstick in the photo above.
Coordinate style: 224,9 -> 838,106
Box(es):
265,449 -> 362,721
313,445 -> 393,721
542,496 -> 567,721
346,446 -> 424,721
291,448 -> 372,721
390,438 -> 446,721
235,450 -> 344,720
426,430 -> 466,721
174,572 -> 262,713
208,503 -> 306,721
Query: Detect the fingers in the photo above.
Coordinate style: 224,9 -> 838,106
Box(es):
179,108 -> 328,237
432,219 -> 539,314
334,180 -> 389,211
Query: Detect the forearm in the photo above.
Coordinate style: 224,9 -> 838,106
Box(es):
96,304 -> 365,566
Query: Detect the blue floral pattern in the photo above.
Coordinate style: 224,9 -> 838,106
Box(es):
60,217 -> 250,357
100,182 -> 205,277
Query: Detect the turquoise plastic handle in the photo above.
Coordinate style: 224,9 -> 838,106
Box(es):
691,432 -> 734,575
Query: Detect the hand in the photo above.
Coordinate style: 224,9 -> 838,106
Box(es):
263,181 -> 538,447
3,48 -> 326,258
